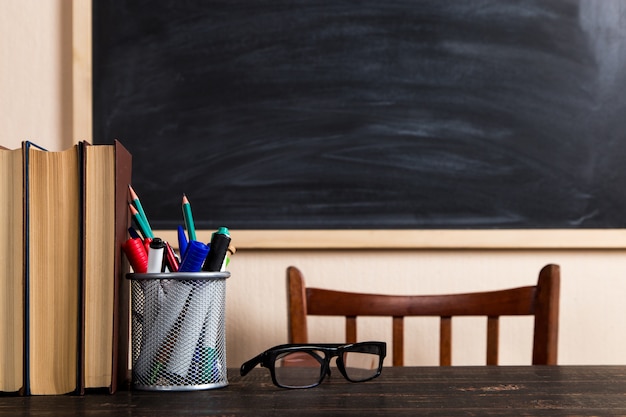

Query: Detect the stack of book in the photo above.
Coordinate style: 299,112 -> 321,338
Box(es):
0,140 -> 132,395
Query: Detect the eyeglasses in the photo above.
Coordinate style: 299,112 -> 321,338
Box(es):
240,341 -> 386,389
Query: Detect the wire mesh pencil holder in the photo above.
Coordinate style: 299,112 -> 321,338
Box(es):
127,272 -> 230,391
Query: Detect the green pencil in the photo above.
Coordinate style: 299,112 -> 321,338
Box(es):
129,185 -> 153,236
182,194 -> 197,241
130,203 -> 154,239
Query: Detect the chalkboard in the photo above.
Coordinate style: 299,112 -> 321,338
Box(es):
92,0 -> 626,230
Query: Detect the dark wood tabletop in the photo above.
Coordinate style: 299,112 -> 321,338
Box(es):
2,366 -> 626,416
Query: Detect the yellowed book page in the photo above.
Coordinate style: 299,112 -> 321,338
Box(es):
0,148 -> 23,392
28,146 -> 80,395
84,145 -> 114,388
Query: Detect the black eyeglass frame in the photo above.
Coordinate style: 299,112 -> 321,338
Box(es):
240,341 -> 386,389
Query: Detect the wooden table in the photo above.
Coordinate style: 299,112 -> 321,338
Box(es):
2,366 -> 626,416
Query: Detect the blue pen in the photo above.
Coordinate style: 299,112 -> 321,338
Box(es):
178,240 -> 209,272
177,225 -> 188,259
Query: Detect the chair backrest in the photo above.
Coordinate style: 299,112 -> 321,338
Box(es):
287,264 -> 560,366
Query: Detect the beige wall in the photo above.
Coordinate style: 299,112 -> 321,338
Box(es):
3,0 -> 625,368
226,249 -> 626,366
0,0 -> 74,151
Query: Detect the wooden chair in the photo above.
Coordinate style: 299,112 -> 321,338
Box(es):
287,264 -> 560,366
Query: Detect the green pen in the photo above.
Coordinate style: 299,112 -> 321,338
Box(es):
182,194 -> 197,241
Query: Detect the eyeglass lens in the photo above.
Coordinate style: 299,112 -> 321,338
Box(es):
274,348 -> 381,388
275,351 -> 324,388
342,351 -> 380,381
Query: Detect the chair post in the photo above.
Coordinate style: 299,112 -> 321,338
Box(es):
287,266 -> 309,344
532,264 -> 560,365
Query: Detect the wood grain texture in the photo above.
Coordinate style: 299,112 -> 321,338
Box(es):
2,366 -> 626,415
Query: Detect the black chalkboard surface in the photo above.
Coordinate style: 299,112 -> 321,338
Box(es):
93,0 -> 626,230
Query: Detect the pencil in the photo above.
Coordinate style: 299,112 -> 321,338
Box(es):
182,194 -> 197,241
130,203 -> 154,238
129,185 -> 153,231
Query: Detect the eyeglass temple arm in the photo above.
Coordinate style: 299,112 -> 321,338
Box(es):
240,352 -> 266,376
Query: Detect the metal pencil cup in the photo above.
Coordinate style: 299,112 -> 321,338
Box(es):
127,272 -> 230,391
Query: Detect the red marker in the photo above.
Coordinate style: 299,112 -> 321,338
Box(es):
122,237 -> 148,273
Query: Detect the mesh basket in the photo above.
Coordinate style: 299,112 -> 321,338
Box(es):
127,272 -> 230,391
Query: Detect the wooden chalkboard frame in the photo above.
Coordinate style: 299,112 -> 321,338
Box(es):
76,0 -> 626,249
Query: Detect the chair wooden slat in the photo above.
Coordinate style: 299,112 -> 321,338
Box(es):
487,317 -> 499,365
440,316 -> 452,366
392,317 -> 404,366
346,316 -> 357,344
